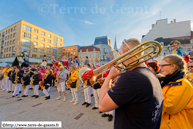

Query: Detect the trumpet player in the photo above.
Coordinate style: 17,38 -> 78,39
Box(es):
2,65 -> 11,91
21,72 -> 30,97
8,67 -> 14,93
12,67 -> 22,97
69,65 -> 79,105
43,70 -> 52,100
55,65 -> 67,102
31,70 -> 40,98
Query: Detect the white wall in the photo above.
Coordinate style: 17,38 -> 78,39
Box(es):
142,19 -> 191,42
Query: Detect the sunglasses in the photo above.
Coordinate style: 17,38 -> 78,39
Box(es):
189,66 -> 193,68
160,64 -> 171,68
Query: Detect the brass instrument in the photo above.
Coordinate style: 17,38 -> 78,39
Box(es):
0,70 -> 8,80
30,75 -> 34,87
15,73 -> 19,85
39,73 -> 47,90
21,77 -> 26,90
76,41 -> 162,92
55,72 -> 59,87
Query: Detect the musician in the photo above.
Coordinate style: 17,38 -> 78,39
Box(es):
43,70 -> 52,100
31,70 -> 40,98
69,65 -> 79,105
12,67 -> 22,97
92,64 -> 101,110
52,66 -> 57,87
21,72 -> 30,97
39,66 -> 46,89
29,65 -> 36,90
2,65 -> 11,91
55,65 -> 67,102
73,56 -> 79,66
99,38 -> 163,129
8,67 -> 14,93
82,64 -> 92,107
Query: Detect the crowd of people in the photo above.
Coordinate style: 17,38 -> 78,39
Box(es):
1,38 -> 193,128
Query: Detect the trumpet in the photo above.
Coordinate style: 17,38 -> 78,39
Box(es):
21,77 -> 26,90
30,75 -> 34,87
76,41 -> 162,92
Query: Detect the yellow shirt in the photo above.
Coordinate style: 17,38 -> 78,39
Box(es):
2,68 -> 11,77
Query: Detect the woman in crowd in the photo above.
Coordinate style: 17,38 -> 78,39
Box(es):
159,54 -> 193,129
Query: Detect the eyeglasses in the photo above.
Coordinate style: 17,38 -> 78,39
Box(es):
160,64 -> 171,68
189,66 -> 193,68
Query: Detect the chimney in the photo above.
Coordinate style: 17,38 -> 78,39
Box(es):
171,21 -> 173,23
152,24 -> 155,28
174,19 -> 176,23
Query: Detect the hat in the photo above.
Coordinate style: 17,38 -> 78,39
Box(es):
75,56 -> 78,58
60,65 -> 64,69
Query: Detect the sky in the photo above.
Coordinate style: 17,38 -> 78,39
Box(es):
0,0 -> 193,49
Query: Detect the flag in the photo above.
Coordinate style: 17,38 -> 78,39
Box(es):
12,57 -> 19,67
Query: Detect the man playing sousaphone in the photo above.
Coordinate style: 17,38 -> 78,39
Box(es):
99,38 -> 163,129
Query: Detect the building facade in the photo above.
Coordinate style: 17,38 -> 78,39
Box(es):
141,19 -> 193,61
78,45 -> 101,67
62,45 -> 80,61
0,20 -> 63,64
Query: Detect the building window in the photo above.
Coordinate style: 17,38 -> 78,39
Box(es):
11,28 -> 13,32
41,38 -> 45,41
98,53 -> 100,58
73,48 -> 76,50
83,54 -> 85,58
48,34 -> 51,38
21,46 -> 30,52
40,49 -> 44,53
59,48 -> 61,51
10,34 -> 12,38
93,54 -> 95,58
86,49 -> 88,52
8,29 -> 10,33
59,44 -> 62,46
93,48 -> 95,51
5,42 -> 6,46
41,32 -> 45,35
47,46 -> 51,49
13,40 -> 15,44
9,47 -> 11,51
53,47 -> 57,52
13,33 -> 16,37
59,39 -> 62,42
32,54 -> 37,58
33,48 -> 37,52
5,36 -> 7,40
34,29 -> 38,33
23,25 -> 31,32
54,42 -> 57,46
7,48 -> 8,52
53,53 -> 57,57
41,44 -> 45,47
33,42 -> 38,45
47,51 -> 50,54
68,52 -> 70,56
54,37 -> 57,41
22,32 -> 31,39
34,35 -> 38,39
7,42 -> 9,46
10,41 -> 12,44
4,48 -> 6,52
8,35 -> 9,39
14,26 -> 17,30
6,31 -> 7,34
58,53 -> 61,56
90,54 -> 91,58
12,46 -> 15,51
48,40 -> 51,43
21,39 -> 31,46
40,55 -> 44,59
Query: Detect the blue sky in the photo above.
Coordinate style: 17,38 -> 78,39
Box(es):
0,0 -> 193,49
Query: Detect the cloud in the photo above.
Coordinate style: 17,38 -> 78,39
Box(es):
84,20 -> 94,24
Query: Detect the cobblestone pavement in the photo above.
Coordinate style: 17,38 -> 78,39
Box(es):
0,87 -> 114,129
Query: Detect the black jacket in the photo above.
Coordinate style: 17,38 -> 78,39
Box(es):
30,68 -> 36,77
8,70 -> 14,80
23,75 -> 30,85
32,74 -> 40,85
44,74 -> 52,89
11,72 -> 22,84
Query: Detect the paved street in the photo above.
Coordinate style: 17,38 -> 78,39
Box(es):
0,87 -> 114,129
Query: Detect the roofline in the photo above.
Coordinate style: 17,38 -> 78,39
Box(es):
0,20 -> 22,32
63,45 -> 80,47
